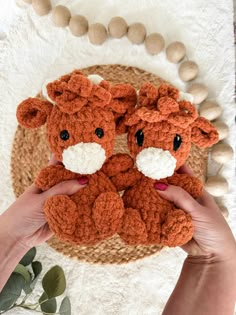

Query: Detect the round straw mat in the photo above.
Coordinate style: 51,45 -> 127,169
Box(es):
11,64 -> 208,264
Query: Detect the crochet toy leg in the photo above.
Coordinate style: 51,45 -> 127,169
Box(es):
160,209 -> 193,247
44,195 -> 78,241
119,208 -> 148,245
92,192 -> 125,238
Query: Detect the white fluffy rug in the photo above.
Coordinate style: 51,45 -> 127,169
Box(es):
0,0 -> 235,314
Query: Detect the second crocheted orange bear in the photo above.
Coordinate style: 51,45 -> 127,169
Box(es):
105,83 -> 219,247
16,70 -> 137,245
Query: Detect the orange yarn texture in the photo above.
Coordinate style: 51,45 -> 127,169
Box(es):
108,82 -> 219,246
16,72 -> 219,248
16,71 -> 137,245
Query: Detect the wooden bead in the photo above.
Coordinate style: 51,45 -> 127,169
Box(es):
88,23 -> 107,45
69,15 -> 88,36
32,0 -> 51,16
204,175 -> 229,197
187,83 -> 208,105
212,121 -> 229,140
127,23 -> 146,44
199,101 -> 222,121
108,17 -> 127,38
219,206 -> 229,218
166,41 -> 186,63
179,61 -> 199,82
211,143 -> 233,164
52,5 -> 71,27
145,33 -> 165,55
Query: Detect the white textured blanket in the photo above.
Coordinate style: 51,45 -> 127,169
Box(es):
0,0 -> 235,314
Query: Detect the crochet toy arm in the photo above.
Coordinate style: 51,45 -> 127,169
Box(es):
167,172 -> 203,198
102,153 -> 142,191
34,164 -> 77,191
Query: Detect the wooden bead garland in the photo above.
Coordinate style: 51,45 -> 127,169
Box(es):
212,121 -> 229,141
88,23 -> 107,45
127,23 -> 146,44
199,101 -> 222,121
52,5 -> 71,27
187,83 -> 208,105
204,175 -> 229,197
108,17 -> 128,38
211,143 -> 234,164
179,61 -> 199,82
32,0 -> 51,16
69,15 -> 88,37
166,41 -> 186,63
145,33 -> 165,55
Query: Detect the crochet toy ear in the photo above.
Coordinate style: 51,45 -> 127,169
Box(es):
139,82 -> 158,107
113,113 -> 127,135
191,117 -> 219,148
16,98 -> 53,129
109,84 -> 137,114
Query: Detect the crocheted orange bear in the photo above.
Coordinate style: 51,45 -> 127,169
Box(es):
105,83 -> 219,247
16,70 -> 137,245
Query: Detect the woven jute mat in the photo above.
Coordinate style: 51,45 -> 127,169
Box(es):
11,64 -> 208,264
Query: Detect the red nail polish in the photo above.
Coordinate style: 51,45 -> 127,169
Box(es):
77,176 -> 89,185
154,182 -> 168,191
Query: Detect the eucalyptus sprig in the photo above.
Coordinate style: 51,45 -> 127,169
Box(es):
0,248 -> 71,315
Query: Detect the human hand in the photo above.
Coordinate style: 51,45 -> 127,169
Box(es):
1,156 -> 87,250
156,164 -> 236,262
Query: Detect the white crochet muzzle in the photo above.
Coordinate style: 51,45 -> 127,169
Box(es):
136,147 -> 177,180
62,142 -> 106,174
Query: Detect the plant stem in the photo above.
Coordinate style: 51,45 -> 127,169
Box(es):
0,304 -> 61,315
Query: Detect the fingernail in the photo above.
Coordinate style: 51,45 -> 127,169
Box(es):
154,182 -> 168,191
77,176 -> 89,185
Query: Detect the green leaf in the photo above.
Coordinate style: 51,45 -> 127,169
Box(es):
19,247 -> 36,266
13,264 -> 32,294
59,297 -> 71,315
0,273 -> 25,311
42,266 -> 66,299
13,264 -> 31,283
39,292 -> 57,314
30,261 -> 42,290
23,281 -> 33,294
39,291 -> 48,304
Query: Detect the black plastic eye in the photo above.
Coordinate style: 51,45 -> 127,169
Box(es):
95,128 -> 104,138
135,129 -> 144,147
173,134 -> 182,151
60,130 -> 70,141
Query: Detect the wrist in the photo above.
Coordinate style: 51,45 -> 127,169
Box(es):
0,216 -> 29,290
185,252 -> 236,281
0,210 -> 30,252
186,246 -> 236,264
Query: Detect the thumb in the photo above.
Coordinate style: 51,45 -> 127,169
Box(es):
42,178 -> 88,199
155,184 -> 202,219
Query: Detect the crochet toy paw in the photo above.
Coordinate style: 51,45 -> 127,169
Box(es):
16,70 -> 137,246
